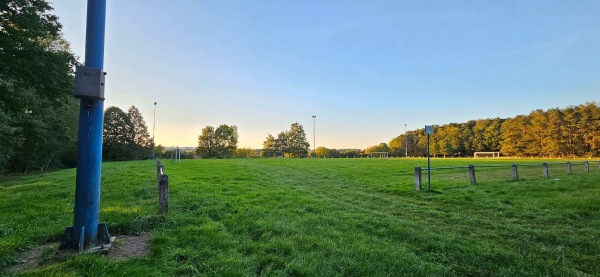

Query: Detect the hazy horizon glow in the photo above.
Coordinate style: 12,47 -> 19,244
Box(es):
51,1 -> 599,148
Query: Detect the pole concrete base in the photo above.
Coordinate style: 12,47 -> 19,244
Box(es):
59,222 -> 113,254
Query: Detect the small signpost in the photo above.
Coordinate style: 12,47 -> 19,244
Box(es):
425,125 -> 433,190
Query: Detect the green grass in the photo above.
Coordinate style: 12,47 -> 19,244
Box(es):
1,158 -> 600,276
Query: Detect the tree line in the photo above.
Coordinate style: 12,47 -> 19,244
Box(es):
0,1 -> 161,173
0,0 -> 79,173
370,102 -> 600,158
195,122 -> 312,159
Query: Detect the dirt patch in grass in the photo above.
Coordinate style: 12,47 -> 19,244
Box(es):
107,232 -> 152,260
5,243 -> 58,274
5,233 -> 151,274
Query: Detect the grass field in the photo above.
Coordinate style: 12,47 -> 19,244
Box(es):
1,158 -> 600,276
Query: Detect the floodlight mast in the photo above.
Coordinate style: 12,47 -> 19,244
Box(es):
62,0 -> 111,252
405,124 -> 408,157
152,102 -> 157,160
425,125 -> 433,191
312,115 -> 316,158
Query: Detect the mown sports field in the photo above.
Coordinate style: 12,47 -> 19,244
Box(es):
1,158 -> 599,276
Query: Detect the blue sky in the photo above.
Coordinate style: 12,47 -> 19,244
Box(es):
51,1 -> 599,149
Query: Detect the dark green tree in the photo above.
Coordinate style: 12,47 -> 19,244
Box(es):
0,0 -> 78,172
214,124 -> 239,158
274,131 -> 289,158
340,149 -> 361,157
196,125 -> 238,158
196,126 -> 216,158
127,105 -> 151,159
286,123 -> 310,158
102,106 -> 133,161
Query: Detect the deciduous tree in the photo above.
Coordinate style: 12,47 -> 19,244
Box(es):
102,106 -> 133,161
127,105 -> 152,159
261,134 -> 277,157
0,0 -> 78,172
286,123 -> 310,158
196,125 -> 239,158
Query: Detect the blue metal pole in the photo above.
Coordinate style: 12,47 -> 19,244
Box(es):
72,0 -> 106,249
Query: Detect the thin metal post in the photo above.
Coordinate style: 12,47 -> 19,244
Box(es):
404,124 -> 408,158
542,163 -> 549,178
512,164 -> 518,180
152,102 -> 157,159
312,115 -> 316,158
584,161 -> 589,172
66,0 -> 108,251
427,134 -> 431,190
567,162 -> 572,175
468,164 -> 476,185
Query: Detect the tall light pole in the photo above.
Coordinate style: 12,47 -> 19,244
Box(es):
62,0 -> 110,252
152,102 -> 157,160
312,115 -> 316,158
405,124 -> 408,158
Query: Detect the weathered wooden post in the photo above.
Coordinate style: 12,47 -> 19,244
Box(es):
156,159 -> 162,180
414,167 -> 422,191
468,164 -> 476,185
542,163 -> 549,178
567,162 -> 572,175
158,175 -> 169,214
584,161 -> 589,172
512,164 -> 518,181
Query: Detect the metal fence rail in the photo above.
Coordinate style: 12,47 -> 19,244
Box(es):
414,161 -> 599,191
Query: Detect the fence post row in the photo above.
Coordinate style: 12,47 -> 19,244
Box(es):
414,167 -> 422,191
156,159 -> 169,215
468,164 -> 476,185
421,161 -> 595,188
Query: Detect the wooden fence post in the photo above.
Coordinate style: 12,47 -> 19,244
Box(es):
156,159 -> 161,180
567,162 -> 572,175
584,161 -> 589,172
542,163 -> 549,178
468,164 -> 476,185
512,164 -> 518,181
158,175 -> 169,214
414,167 -> 422,191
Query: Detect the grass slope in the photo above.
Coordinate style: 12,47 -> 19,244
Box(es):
1,158 -> 599,276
